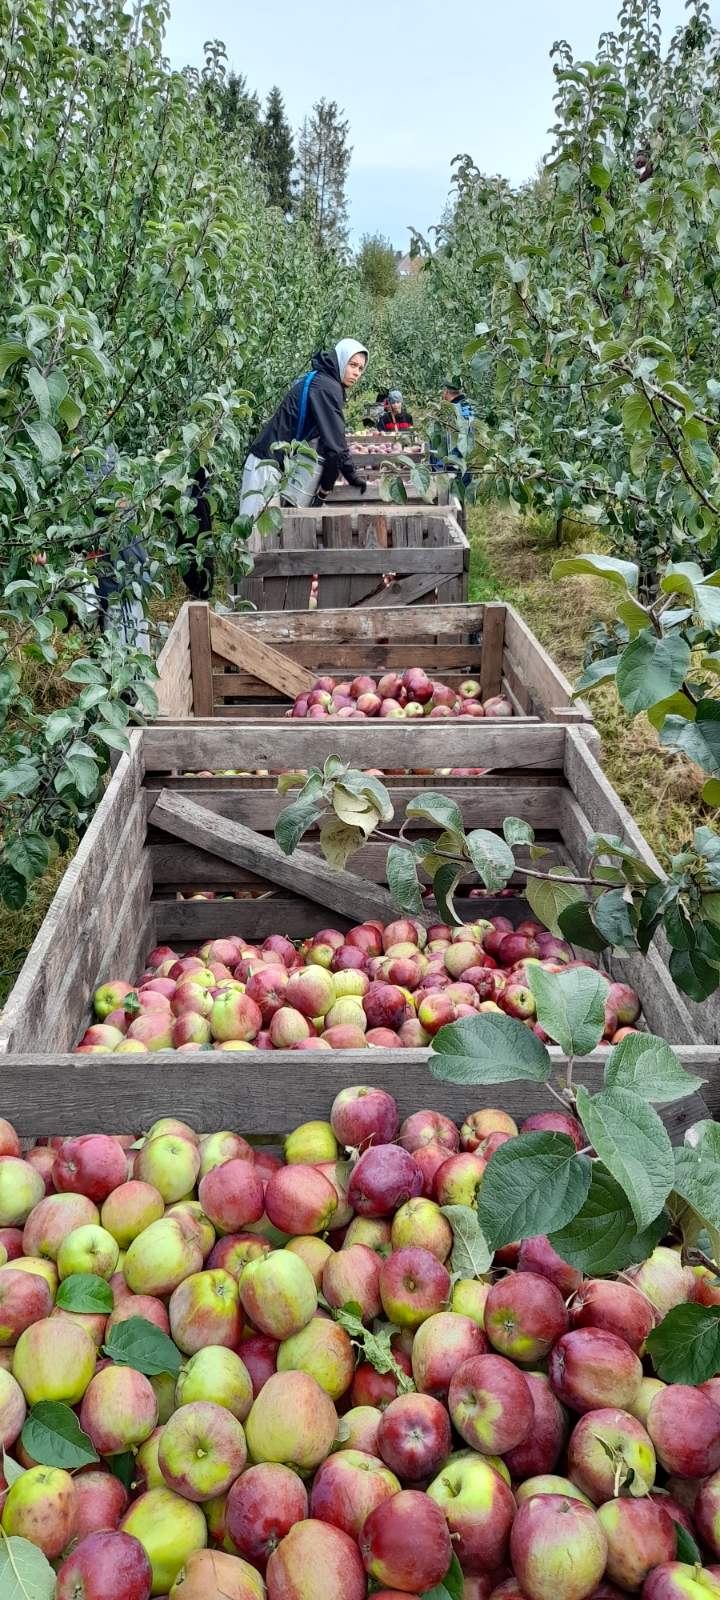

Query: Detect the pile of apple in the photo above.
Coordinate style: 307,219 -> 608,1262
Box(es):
0,1089 -> 719,1600
288,670 -> 512,721
75,916 -> 642,1055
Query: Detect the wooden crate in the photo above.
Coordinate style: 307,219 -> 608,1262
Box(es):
156,601 -> 597,745
231,507 -> 469,609
0,722 -> 715,1136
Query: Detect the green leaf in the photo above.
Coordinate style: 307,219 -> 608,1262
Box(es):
0,1533 -> 56,1600
386,843 -> 425,916
58,394 -> 84,432
465,829 -> 515,891
552,554 -> 639,592
671,1141 -> 720,1264
646,1303 -> 720,1384
674,1522 -> 702,1567
477,1132 -> 591,1250
26,368 -> 50,418
333,1306 -> 415,1392
589,162 -> 612,191
525,876 -> 585,938
616,633 -> 691,716
332,785 -> 381,837
405,791 -> 465,841
25,420 -> 62,465
318,816 -> 365,870
0,341 -> 32,378
62,659 -> 107,685
660,699 -> 720,776
503,817 -> 535,845
21,1403 -> 98,1469
55,1273 -> 114,1313
605,1032 -> 705,1104
702,778 -> 720,807
108,1451 -> 135,1491
549,1166 -> 668,1274
440,1205 -> 492,1277
432,863 -> 464,925
622,393 -> 653,436
0,866 -> 28,911
2,1451 -> 25,1487
55,752 -> 99,800
575,1085 -> 674,1230
103,1316 -> 183,1377
669,944 -> 720,1002
274,779 -> 324,855
647,693 -> 697,732
4,832 -> 50,882
527,965 -> 609,1055
430,1011 -> 551,1084
558,899 -> 610,953
592,888 -> 635,948
422,1552 -> 465,1600
339,769 -> 394,822
573,656 -> 621,695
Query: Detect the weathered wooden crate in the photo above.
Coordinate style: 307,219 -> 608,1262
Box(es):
231,507 -> 469,609
156,600 -> 596,744
0,722 -> 715,1136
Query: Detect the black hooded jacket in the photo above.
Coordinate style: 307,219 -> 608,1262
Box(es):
248,350 -> 365,491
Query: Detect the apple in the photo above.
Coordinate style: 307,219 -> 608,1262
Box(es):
0,1228 -> 23,1260
462,1109 -> 518,1149
265,1165 -> 338,1236
0,1366 -> 26,1447
597,1497 -> 676,1589
1,1463 -> 76,1558
363,983 -> 409,1033
322,1244 -> 382,1322
277,1313 -> 354,1401
120,1486 -> 208,1595
434,1151 -> 486,1207
341,1406 -> 382,1454
239,1252 -> 317,1341
413,1142 -> 452,1197
569,1278 -> 655,1353
342,1215 -> 392,1253
627,1247 -> 697,1318
80,1364 -> 159,1455
57,1222 -> 119,1280
0,1266 -> 53,1345
549,1329 -> 643,1413
350,1347 -> 413,1411
0,1158 -> 46,1226
504,1371 -> 567,1478
360,1489 -> 453,1592
13,1315 -> 96,1404
398,1110 -> 458,1153
24,1146 -> 57,1193
285,1236 -> 333,1286
158,1399 -> 247,1502
644,1568 -> 720,1600
168,1548 -> 264,1599
515,1475 -> 592,1507
647,1384 -> 720,1478
378,1245 -> 450,1329
348,1145 -> 422,1217
238,1333 -> 279,1398
629,1377 -> 667,1427
521,1111 -> 585,1150
225,1460 -> 308,1568
209,992 -> 262,1043
518,1235 -> 583,1296
198,1161 -> 265,1235
510,1494 -> 608,1600
377,1391 -> 451,1481
101,1181 -> 165,1246
107,1294 -> 170,1334
567,1406 -> 656,1502
484,1270 -> 568,1364
451,1278 -> 491,1327
310,1448 -> 399,1538
124,1216 -> 204,1296
449,1353 -> 533,1454
72,1469 -> 130,1536
267,1518 -> 367,1599
427,1449 -> 516,1574
245,1370 -> 338,1471
389,1197 -> 452,1262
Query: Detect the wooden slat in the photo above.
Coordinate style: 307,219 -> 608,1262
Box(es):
187,603 -> 214,717
480,605 -> 506,701
248,547 -> 464,577
149,790 -> 413,926
0,1050 -> 710,1138
208,604 -> 486,645
321,515 -> 354,609
503,605 -> 593,725
142,721 -> 568,774
144,784 -> 565,833
155,603 -> 192,717
209,610 -> 314,698
148,834 -> 564,889
282,517 -> 314,611
153,892 -> 527,944
364,571 -> 456,608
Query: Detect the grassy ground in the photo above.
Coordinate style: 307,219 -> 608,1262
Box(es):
466,502 -> 704,863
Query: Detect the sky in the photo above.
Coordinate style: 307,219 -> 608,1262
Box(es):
164,0 -> 693,250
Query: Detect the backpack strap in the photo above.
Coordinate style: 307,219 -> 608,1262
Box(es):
294,371 -> 317,441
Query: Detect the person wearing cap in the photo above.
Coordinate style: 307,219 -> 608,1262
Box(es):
431,376 -> 475,476
240,339 -> 369,514
378,389 -> 414,432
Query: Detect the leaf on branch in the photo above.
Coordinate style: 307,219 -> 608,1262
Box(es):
551,554 -> 639,592
525,876 -> 585,939
465,830 -> 515,891
527,965 -> 609,1055
503,817 -> 535,846
274,778 -> 324,855
592,887 -> 636,949
25,419 -> 63,465
432,863 -> 465,925
558,898 -> 610,953
575,1085 -> 674,1231
615,633 -> 691,716
477,1132 -> 592,1250
318,817 -> 365,870
573,656 -> 621,696
405,792 -> 465,843
387,844 -> 425,916
549,1166 -> 668,1275
646,1303 -> 720,1385
430,1011 -> 551,1085
660,699 -> 720,776
605,1032 -> 705,1104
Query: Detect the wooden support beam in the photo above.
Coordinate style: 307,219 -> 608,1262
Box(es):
209,611 -> 314,699
187,603 -> 214,717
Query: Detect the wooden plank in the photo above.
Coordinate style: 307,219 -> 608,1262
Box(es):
321,515 -> 354,609
480,605 -> 506,701
364,571 -> 457,608
149,790 -> 414,926
214,604 -> 485,645
187,603 -> 214,717
209,611 -> 314,699
282,517 -> 314,611
145,784 -> 566,833
153,892 -> 527,944
503,605 -> 593,724
0,1050 -> 710,1138
142,721 -> 568,774
155,603 -> 193,717
148,834 -> 563,889
247,548 -> 463,578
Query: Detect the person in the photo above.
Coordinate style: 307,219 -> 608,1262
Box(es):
240,339 -> 369,515
363,389 -> 389,428
442,377 -> 475,447
378,389 -> 413,432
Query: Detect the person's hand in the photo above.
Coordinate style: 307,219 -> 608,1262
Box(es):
358,479 -> 368,496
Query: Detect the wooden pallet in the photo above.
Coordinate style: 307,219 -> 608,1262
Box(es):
156,601 -> 596,744
0,723 -> 716,1137
231,507 -> 469,609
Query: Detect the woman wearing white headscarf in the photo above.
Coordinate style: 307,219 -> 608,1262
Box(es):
240,339 -> 369,515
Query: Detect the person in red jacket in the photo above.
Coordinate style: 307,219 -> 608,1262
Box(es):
378,389 -> 413,432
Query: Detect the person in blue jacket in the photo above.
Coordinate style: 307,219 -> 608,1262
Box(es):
240,339 -> 369,515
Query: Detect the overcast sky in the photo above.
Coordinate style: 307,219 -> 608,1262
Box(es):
164,0 -> 692,249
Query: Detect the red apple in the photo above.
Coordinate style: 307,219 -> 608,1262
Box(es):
379,1246 -> 451,1329
485,1270 -> 568,1364
504,1371 -> 567,1478
267,1518 -> 367,1599
310,1449 -> 399,1538
376,1392 -> 451,1482
568,1407 -> 657,1502
351,1350 -> 413,1410
411,1311 -> 487,1401
647,1384 -> 720,1478
360,1489 -> 452,1592
521,1111 -> 585,1150
550,1329 -> 643,1413
449,1353 -> 533,1454
72,1469 -> 129,1537
322,1245 -> 382,1322
518,1235 -> 583,1296
55,1531 -> 152,1600
399,1110 -> 459,1154
265,1165 -> 337,1236
598,1497 -> 676,1591
510,1494 -> 608,1600
198,1160 -> 264,1234
225,1461 -> 308,1568
53,1136 -> 128,1204
570,1278 -> 655,1353
348,1145 -> 422,1217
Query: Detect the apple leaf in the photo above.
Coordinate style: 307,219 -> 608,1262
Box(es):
604,1032 -> 705,1104
527,965 -> 609,1056
386,843 -> 425,916
55,1273 -> 114,1313
109,1451 -> 136,1491
440,1205 -> 493,1278
674,1521 -> 702,1566
646,1303 -> 720,1384
615,632 -> 691,715
422,1552 -> 465,1600
575,1085 -> 674,1230
551,553 -> 639,591
332,1305 -> 415,1393
477,1132 -> 592,1250
0,1532 -> 56,1600
430,1011 -> 551,1084
525,875 -> 585,938
503,817 -> 535,845
432,863 -> 465,926
318,816 -> 365,871
103,1315 -> 183,1376
548,1166 -> 668,1274
558,898 -> 611,953
405,792 -> 466,842
465,829 -> 515,891
1,1451 -> 24,1487
274,777 -> 325,855
21,1403 -> 98,1469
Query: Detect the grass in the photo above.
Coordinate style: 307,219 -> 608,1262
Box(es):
466,502 -> 705,864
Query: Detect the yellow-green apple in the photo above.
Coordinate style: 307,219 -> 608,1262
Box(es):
283,1121 -> 337,1165
411,1311 -> 486,1402
0,1158 -> 46,1226
518,1235 -> 583,1296
285,1236 -> 333,1286
638,1566 -> 720,1600
239,1252 -> 317,1341
647,1384 -> 720,1478
268,1518 -> 367,1599
134,1134 -> 201,1204
325,997 -> 367,1031
427,1448 -> 515,1574
57,1222 -> 119,1280
277,1314 -> 354,1402
1,1463 -> 76,1558
120,1486 -> 208,1595
379,1245 -> 450,1330
0,1366 -> 26,1446
485,1270 -> 568,1364
376,1391 -> 451,1482
126,1012 -> 174,1050
347,1146 -> 422,1218
569,1278 -> 655,1352
169,1268 -> 241,1354
13,1315 -> 96,1404
50,1306 -> 108,1349
56,1529 -> 153,1600
503,1371 -> 567,1478
150,1369 -> 177,1425
322,1244 -> 381,1322
629,1377 -> 666,1426
225,1461 -> 308,1568
510,1493 -> 608,1600
341,1406 -> 382,1454
310,1449 -> 399,1538
0,1266 -> 52,1344
451,1278 -> 490,1326
449,1353 -> 533,1454
360,1489 -> 453,1592
169,1547 -> 264,1599
597,1496 -> 676,1589
135,1427 -> 165,1491
333,970 -> 370,999
627,1247 -> 697,1318
390,1198 -> 452,1262
265,1165 -> 337,1236
171,983 -> 213,1019
245,1371 -> 337,1470
101,1180 -> 165,1247
80,1364 -> 159,1455
462,1109 -> 518,1149
176,1346 -> 253,1421
209,992 -> 262,1044
330,1085 -> 399,1148
8,1256 -> 59,1294
286,966 -> 336,1019
549,1330 -> 642,1413
123,1216 -> 204,1296
433,1151 -> 486,1208
168,1201 -> 215,1257
106,1293 -> 170,1334
94,980 -> 136,1018
147,1118 -> 199,1143
72,1468 -> 129,1536
158,1400 -> 246,1501
342,1216 -> 392,1252
515,1475 -> 593,1507
568,1407 -> 656,1502
268,1006 -> 312,1046
198,1161 -> 264,1235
